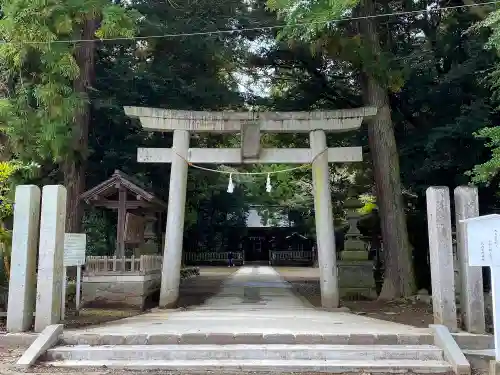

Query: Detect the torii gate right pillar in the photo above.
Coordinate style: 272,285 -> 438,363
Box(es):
310,130 -> 338,308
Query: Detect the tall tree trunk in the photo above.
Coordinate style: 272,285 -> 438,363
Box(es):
63,18 -> 97,233
358,0 -> 416,298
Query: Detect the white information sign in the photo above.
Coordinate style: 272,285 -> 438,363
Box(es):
464,214 -> 500,267
64,233 -> 86,267
463,214 -> 500,360
62,233 -> 86,319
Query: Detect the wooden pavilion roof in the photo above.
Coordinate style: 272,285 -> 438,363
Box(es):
80,170 -> 167,211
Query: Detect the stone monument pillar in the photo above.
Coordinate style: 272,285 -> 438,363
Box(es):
454,186 -> 485,333
7,185 -> 41,332
426,186 -> 457,330
160,129 -> 190,308
34,185 -> 67,332
310,129 -> 339,308
339,196 -> 376,299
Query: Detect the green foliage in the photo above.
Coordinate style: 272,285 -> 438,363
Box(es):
0,0 -> 139,162
358,194 -> 377,215
257,0 -> 500,282
0,162 -> 19,220
85,0 -> 256,240
65,280 -> 77,305
466,7 -> 500,186
0,160 -> 39,284
0,228 -> 12,260
0,160 -> 38,221
393,9 -> 497,193
82,208 -> 115,256
469,126 -> 500,184
268,0 -> 359,40
476,8 -> 500,52
266,0 -> 404,92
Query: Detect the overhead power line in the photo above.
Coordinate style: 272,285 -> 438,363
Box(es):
1,1 -> 498,45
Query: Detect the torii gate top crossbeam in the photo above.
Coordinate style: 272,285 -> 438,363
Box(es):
124,106 -> 377,133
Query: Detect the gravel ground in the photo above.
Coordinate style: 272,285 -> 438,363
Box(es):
277,267 -> 434,328
0,267 -> 235,332
176,267 -> 235,309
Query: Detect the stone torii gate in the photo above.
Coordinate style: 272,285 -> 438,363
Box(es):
124,106 -> 377,309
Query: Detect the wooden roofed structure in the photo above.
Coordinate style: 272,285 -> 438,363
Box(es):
81,170 -> 167,257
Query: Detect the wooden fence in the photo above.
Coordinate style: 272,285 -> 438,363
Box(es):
183,251 -> 244,265
85,255 -> 163,274
269,250 -> 313,265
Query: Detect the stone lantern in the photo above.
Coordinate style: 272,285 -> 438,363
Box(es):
338,195 -> 376,299
341,196 -> 368,260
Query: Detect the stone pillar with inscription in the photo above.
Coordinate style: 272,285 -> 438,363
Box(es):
34,185 -> 67,332
339,196 -> 376,299
7,186 -> 41,332
454,186 -> 485,333
426,186 -> 457,331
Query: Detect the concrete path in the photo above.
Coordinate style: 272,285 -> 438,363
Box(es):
198,265 -> 311,310
66,266 -> 431,337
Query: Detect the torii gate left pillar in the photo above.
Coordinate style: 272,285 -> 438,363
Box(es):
125,107 -> 376,308
163,129 -> 189,305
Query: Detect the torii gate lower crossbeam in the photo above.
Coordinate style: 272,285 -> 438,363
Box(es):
125,106 -> 377,309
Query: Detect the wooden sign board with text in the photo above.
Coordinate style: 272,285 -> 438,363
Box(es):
125,213 -> 146,244
64,233 -> 86,267
62,233 -> 86,319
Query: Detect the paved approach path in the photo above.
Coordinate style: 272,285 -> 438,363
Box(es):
66,266 -> 430,337
197,265 -> 311,310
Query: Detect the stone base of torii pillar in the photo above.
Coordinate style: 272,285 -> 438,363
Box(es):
124,106 -> 377,309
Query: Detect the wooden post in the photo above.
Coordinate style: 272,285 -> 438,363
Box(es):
61,267 -> 67,321
75,266 -> 81,314
116,187 -> 127,260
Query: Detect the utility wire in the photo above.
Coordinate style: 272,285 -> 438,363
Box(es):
1,1 -> 497,45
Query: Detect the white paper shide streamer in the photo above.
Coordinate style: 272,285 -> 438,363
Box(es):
227,173 -> 235,193
266,173 -> 272,193
226,172 -> 273,194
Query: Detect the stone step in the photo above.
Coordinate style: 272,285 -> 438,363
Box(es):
462,349 -> 494,370
61,332 -> 434,346
45,344 -> 444,362
452,332 -> 494,350
42,359 -> 453,373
